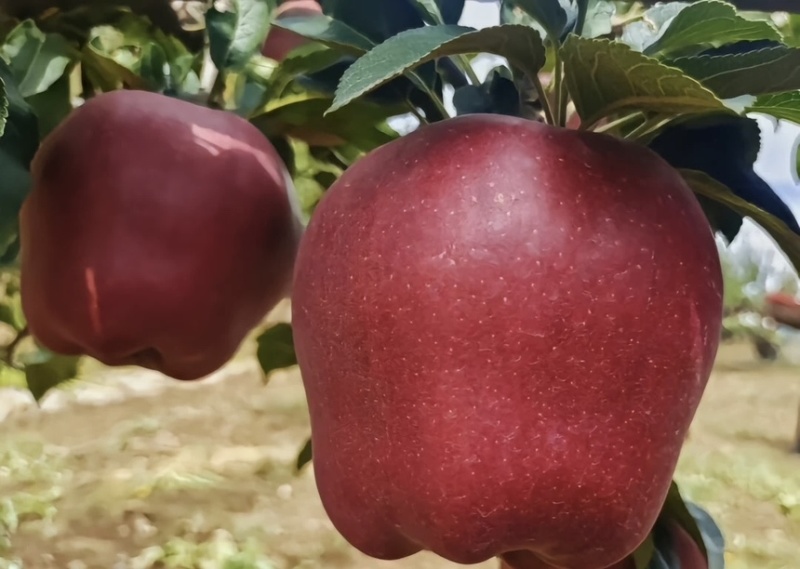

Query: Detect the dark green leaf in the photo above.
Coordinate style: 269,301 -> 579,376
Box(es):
0,59 -> 38,261
647,113 -> 799,234
273,13 -> 375,54
25,72 -> 73,138
630,533 -> 656,569
256,322 -> 297,382
267,43 -> 347,98
658,481 -> 709,560
642,0 -> 781,58
696,194 -> 744,242
686,502 -> 726,569
0,20 -> 75,97
747,92 -> 800,124
669,45 -> 800,98
138,42 -> 169,92
513,0 -> 576,43
561,35 -> 730,128
207,0 -> 276,71
296,437 -> 313,471
411,0 -> 466,25
252,94 -> 399,152
23,350 -> 82,402
453,67 -> 521,116
328,24 -> 546,114
681,169 -> 800,274
322,0 -> 425,44
437,0 -> 467,25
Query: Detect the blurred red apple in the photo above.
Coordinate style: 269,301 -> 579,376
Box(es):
261,0 -> 322,62
20,90 -> 301,381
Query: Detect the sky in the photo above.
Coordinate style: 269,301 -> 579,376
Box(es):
390,0 -> 800,287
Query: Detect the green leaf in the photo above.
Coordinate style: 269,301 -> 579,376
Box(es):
561,36 -> 730,128
207,0 -> 276,72
328,24 -> 546,115
620,2 -> 687,53
669,45 -> 800,98
322,0 -> 426,44
513,0 -> 575,43
413,0 -> 447,25
252,93 -> 399,152
642,0 -> 781,58
747,92 -> 800,124
630,533 -> 656,569
25,72 -> 73,138
295,437 -> 313,472
272,13 -> 376,54
266,43 -> 347,98
582,0 -> 615,39
658,481 -> 709,560
255,322 -> 297,382
680,169 -> 800,274
500,0 -> 547,39
81,26 -> 151,91
23,350 -> 82,402
0,60 -> 38,261
0,20 -> 75,97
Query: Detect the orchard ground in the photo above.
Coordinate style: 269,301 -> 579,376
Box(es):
1,301 -> 799,569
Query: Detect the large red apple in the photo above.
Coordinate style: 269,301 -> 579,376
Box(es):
261,0 -> 322,62
291,114 -> 723,568
20,89 -> 301,381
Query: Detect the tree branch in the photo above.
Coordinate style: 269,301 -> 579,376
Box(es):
640,0 -> 800,14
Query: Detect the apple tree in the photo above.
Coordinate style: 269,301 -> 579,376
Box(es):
2,0 -> 800,568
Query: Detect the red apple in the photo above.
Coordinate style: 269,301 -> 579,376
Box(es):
261,0 -> 322,62
20,89 -> 301,381
291,114 -> 723,568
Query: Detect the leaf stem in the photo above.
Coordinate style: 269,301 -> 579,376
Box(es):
594,113 -> 643,134
625,116 -> 673,142
531,74 -> 555,125
457,55 -> 482,86
406,102 -> 429,125
207,71 -> 227,109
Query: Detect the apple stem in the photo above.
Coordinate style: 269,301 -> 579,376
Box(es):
406,103 -> 429,125
552,54 -> 569,127
531,75 -> 555,125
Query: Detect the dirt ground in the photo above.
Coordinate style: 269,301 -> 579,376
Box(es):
1,317 -> 799,568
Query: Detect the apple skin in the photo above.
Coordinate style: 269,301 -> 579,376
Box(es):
261,0 -> 322,62
20,89 -> 301,381
291,113 -> 723,568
